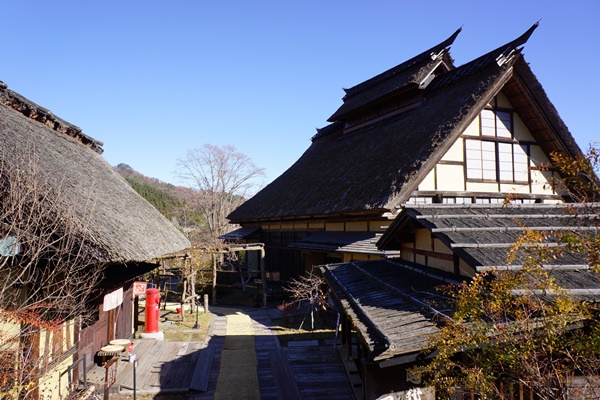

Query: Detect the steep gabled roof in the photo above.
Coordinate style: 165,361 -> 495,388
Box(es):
229,25 -> 577,223
328,28 -> 461,122
0,83 -> 190,263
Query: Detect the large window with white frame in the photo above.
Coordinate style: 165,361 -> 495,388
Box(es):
465,108 -> 530,183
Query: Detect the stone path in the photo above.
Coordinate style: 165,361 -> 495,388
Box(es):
214,312 -> 260,400
88,306 -> 355,399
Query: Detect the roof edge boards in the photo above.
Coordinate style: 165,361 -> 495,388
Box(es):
478,264 -> 590,272
228,209 -> 389,225
324,264 -> 397,352
433,226 -> 599,233
417,213 -> 598,220
511,64 -> 581,158
406,202 -> 600,209
451,242 -> 563,249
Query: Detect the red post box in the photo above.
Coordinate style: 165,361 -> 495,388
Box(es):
144,288 -> 160,333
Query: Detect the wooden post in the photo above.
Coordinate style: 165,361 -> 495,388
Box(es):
103,357 -> 118,400
134,296 -> 139,334
260,247 -> 267,308
204,294 -> 209,313
212,253 -> 217,304
189,258 -> 196,315
108,309 -> 115,342
181,278 -> 187,321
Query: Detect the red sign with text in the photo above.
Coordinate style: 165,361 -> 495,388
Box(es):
133,281 -> 147,297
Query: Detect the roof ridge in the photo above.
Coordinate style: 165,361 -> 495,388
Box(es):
426,23 -> 539,92
341,27 -> 461,99
404,202 -> 600,209
0,81 -> 104,154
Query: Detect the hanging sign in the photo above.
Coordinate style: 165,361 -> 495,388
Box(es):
103,287 -> 123,311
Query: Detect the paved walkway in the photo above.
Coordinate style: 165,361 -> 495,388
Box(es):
214,312 -> 260,400
87,306 -> 355,399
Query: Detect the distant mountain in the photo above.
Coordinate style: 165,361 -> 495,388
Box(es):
115,164 -> 208,241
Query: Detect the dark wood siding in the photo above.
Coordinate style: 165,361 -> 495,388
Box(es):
261,230 -> 306,281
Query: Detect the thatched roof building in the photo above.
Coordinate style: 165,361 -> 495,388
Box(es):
0,81 -> 190,263
224,23 -> 586,283
228,23 -> 580,224
224,23 -> 598,398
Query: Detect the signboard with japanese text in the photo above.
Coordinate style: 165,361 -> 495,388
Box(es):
103,287 -> 123,311
104,357 -> 118,390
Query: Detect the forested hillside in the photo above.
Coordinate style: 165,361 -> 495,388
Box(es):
115,163 -> 207,241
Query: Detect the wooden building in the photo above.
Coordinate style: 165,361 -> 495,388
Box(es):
227,23 -> 599,398
0,81 -> 190,398
323,203 -> 600,398
227,23 -> 581,282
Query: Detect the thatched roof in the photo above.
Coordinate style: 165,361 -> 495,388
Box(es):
328,27 -> 461,122
228,24 -> 581,223
0,83 -> 190,263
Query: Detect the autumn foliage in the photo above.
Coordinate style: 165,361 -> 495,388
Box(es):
423,148 -> 600,399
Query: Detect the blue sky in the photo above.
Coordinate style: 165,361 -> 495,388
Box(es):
1,1 -> 598,185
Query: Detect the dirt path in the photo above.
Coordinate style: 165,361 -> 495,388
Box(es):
213,311 -> 260,400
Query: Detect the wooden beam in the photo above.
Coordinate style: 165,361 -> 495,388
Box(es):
260,247 -> 267,308
401,246 -> 454,261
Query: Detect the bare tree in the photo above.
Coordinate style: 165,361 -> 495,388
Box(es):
0,148 -> 102,398
176,144 -> 265,240
284,269 -> 329,330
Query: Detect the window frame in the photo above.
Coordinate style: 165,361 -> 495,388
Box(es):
464,107 -> 531,184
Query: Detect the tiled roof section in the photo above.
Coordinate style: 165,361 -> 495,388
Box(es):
321,259 -> 457,362
0,81 -> 104,154
328,28 -> 461,122
387,203 -> 598,269
218,227 -> 259,240
289,231 -> 394,255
